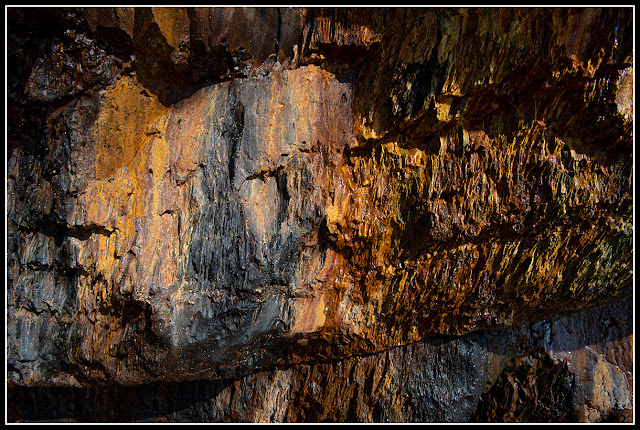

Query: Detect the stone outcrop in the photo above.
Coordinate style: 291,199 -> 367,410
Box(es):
6,7 -> 634,422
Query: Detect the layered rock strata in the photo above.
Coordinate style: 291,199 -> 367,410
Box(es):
7,297 -> 633,422
6,6 -> 634,422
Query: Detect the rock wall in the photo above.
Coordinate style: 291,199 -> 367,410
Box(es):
7,297 -> 634,422
6,7 -> 634,422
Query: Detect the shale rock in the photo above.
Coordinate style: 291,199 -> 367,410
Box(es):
6,6 -> 634,422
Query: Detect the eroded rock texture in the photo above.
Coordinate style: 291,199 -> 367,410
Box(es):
6,7 -> 634,422
7,297 -> 634,422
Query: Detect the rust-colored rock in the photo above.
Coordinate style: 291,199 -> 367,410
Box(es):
6,6 -> 634,422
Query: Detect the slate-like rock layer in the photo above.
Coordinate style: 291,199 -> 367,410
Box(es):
6,6 -> 633,422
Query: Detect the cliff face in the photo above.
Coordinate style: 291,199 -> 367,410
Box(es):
6,7 -> 634,422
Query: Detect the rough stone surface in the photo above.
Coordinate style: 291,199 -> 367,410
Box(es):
6,6 -> 634,422
7,297 -> 633,422
472,296 -> 633,423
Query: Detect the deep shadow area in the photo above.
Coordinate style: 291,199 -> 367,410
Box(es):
7,378 -> 234,423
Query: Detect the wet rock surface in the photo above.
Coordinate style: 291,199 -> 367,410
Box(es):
6,7 -> 634,422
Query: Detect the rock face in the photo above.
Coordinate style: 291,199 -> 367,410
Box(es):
7,297 -> 634,422
6,7 -> 634,422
